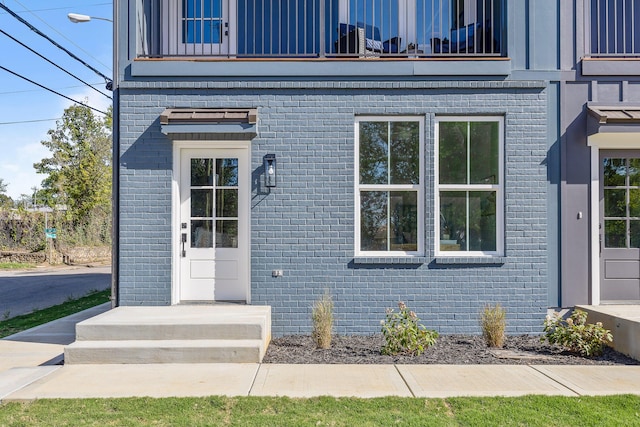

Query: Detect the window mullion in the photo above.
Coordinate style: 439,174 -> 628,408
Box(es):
627,158 -> 631,248
387,121 -> 391,252
387,121 -> 392,186
386,191 -> 391,251
360,184 -> 419,190
466,121 -> 471,186
466,122 -> 470,252
465,191 -> 470,251
439,184 -> 498,191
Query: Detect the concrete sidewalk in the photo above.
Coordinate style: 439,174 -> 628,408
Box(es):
2,306 -> 640,401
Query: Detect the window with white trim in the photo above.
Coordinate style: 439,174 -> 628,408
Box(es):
435,116 -> 503,256
355,117 -> 424,256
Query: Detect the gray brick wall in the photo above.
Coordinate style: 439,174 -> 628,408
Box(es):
118,80 -> 548,336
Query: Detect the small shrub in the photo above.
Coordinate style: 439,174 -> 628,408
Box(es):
381,302 -> 438,356
542,309 -> 613,357
312,290 -> 334,349
480,303 -> 507,348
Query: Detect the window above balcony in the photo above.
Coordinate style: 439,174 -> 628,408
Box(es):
140,0 -> 505,59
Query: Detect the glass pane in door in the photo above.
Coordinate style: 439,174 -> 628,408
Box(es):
604,189 -> 625,217
216,158 -> 238,186
215,158 -> 239,248
629,159 -> 640,186
191,189 -> 214,217
631,220 -> 640,248
216,220 -> 238,248
191,158 -> 214,185
191,219 -> 214,248
603,157 -> 640,249
604,220 -> 625,248
183,0 -> 223,44
216,189 -> 238,217
190,157 -> 215,248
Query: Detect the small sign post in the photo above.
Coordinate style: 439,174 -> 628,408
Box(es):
45,227 -> 56,263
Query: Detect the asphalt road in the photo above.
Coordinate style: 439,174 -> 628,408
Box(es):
0,265 -> 111,319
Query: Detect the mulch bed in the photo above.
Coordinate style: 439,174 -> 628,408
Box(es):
263,334 -> 640,365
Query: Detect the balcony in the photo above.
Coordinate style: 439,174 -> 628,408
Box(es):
590,0 -> 640,57
137,0 -> 505,59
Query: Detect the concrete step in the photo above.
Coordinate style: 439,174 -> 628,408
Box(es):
65,339 -> 266,364
76,318 -> 268,341
75,305 -> 271,342
65,305 -> 272,364
577,305 -> 640,362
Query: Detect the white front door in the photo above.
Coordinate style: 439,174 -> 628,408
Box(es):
179,147 -> 249,302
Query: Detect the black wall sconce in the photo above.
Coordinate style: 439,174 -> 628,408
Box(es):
264,154 -> 277,188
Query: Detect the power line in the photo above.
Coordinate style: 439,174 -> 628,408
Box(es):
0,118 -> 60,126
0,82 -> 105,95
0,3 -> 111,15
12,0 -> 112,74
0,65 -> 107,115
0,28 -> 111,99
0,2 -> 113,90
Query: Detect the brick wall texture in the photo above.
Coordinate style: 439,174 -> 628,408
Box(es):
117,80 -> 548,336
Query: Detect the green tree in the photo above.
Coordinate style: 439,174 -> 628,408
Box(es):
0,178 -> 12,209
34,104 -> 112,223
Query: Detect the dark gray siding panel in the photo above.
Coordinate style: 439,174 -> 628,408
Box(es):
547,81 -> 561,306
560,82 -> 591,306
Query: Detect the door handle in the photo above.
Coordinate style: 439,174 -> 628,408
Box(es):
599,223 -> 602,254
181,233 -> 187,257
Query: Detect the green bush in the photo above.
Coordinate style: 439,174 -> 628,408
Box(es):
542,309 -> 613,357
381,302 -> 438,356
0,208 -> 110,252
0,210 -> 44,251
480,303 -> 507,348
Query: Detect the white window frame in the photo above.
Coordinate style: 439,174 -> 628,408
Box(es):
434,116 -> 504,257
354,116 -> 425,257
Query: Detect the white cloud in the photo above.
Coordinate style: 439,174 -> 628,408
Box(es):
1,163 -> 20,173
0,125 -> 54,199
6,172 -> 45,199
23,142 -> 50,156
0,160 -> 46,199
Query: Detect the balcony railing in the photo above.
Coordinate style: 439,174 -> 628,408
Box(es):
590,0 -> 640,57
137,0 -> 504,58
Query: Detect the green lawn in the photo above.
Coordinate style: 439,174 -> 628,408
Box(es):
0,395 -> 638,426
0,262 -> 36,270
0,279 -> 637,425
0,289 -> 110,338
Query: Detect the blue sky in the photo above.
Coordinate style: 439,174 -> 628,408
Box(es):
0,0 -> 112,200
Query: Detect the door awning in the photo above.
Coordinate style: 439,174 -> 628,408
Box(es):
160,108 -> 257,140
587,106 -> 640,148
588,106 -> 640,124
